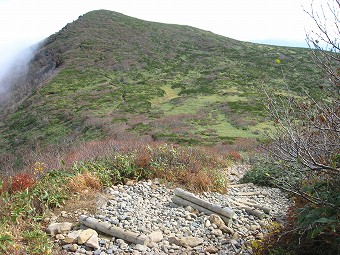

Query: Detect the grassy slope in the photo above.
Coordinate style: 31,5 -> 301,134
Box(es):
0,10 -> 324,159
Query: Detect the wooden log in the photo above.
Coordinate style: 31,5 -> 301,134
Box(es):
172,196 -> 233,227
236,199 -> 271,214
237,191 -> 269,196
174,188 -> 235,219
230,200 -> 265,219
79,215 -> 149,245
228,183 -> 254,188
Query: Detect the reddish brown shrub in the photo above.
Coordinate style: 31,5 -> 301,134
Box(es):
226,150 -> 242,161
9,172 -> 36,192
134,153 -> 152,169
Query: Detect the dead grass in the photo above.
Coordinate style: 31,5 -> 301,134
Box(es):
67,172 -> 101,193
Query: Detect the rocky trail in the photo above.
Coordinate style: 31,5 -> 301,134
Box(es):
46,165 -> 291,255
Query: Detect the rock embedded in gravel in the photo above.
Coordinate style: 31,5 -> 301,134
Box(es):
147,231 -> 163,243
64,230 -> 82,244
209,214 -> 226,229
168,236 -> 204,247
78,229 -> 98,244
46,222 -> 73,236
55,234 -> 65,240
211,229 -> 223,237
205,245 -> 219,253
69,244 -> 78,252
85,233 -> 100,249
134,243 -> 148,252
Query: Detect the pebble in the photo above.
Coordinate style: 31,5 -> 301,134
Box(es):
59,166 -> 290,255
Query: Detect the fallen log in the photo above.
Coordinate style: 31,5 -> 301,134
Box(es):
172,196 -> 233,227
174,188 -> 235,219
236,199 -> 271,214
237,191 -> 269,196
79,215 -> 149,245
228,183 -> 254,188
230,200 -> 265,219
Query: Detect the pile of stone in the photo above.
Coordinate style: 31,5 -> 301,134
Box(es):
47,175 -> 290,255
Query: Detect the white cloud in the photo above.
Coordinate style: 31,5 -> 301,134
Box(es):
0,0 -> 314,49
0,0 -> 331,71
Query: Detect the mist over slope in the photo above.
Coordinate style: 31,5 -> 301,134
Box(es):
0,43 -> 41,105
0,10 -> 325,171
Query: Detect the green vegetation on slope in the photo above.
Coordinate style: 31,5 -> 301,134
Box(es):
0,10 -> 325,169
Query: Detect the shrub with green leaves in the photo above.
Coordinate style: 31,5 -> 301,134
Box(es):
240,164 -> 285,187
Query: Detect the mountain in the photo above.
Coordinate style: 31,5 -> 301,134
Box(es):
0,10 -> 324,171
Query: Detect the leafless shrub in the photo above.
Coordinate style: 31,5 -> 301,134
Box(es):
262,1 -> 339,250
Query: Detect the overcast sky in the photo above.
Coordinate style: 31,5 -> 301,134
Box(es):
0,0 -> 330,70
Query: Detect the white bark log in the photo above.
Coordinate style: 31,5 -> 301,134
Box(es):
228,183 -> 254,188
174,188 -> 235,219
236,199 -> 271,214
237,191 -> 269,196
230,200 -> 265,219
79,215 -> 149,245
172,195 -> 233,227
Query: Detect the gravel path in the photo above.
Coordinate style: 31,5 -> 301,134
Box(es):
58,165 -> 291,255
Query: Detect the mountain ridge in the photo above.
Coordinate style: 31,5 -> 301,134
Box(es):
0,9 -> 324,171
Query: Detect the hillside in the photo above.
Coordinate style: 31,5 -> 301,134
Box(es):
0,10 -> 325,172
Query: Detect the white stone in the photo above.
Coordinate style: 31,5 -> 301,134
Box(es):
46,222 -> 73,236
85,233 -> 100,249
78,229 -> 97,244
135,244 -> 148,252
147,231 -> 163,243
64,230 -> 82,244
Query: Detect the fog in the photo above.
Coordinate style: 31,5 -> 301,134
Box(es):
0,41 -> 41,103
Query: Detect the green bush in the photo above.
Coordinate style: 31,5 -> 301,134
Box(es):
296,178 -> 340,251
240,165 -> 279,186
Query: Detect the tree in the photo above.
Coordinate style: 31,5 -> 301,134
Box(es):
263,0 -> 339,252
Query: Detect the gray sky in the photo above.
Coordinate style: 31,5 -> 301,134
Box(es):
0,0 -> 328,72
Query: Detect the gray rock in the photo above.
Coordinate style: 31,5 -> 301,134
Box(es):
85,233 -> 100,249
64,230 -> 82,244
69,243 -> 78,252
211,229 -> 223,237
61,211 -> 68,218
205,245 -> 219,253
134,244 -> 148,252
55,234 -> 65,240
147,231 -> 163,243
168,236 -> 204,248
93,249 -> 101,255
78,229 -> 98,244
120,243 -> 129,249
62,244 -> 72,250
46,222 -> 73,236
209,214 -> 225,229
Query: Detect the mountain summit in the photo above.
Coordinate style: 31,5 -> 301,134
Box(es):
0,10 -> 323,170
